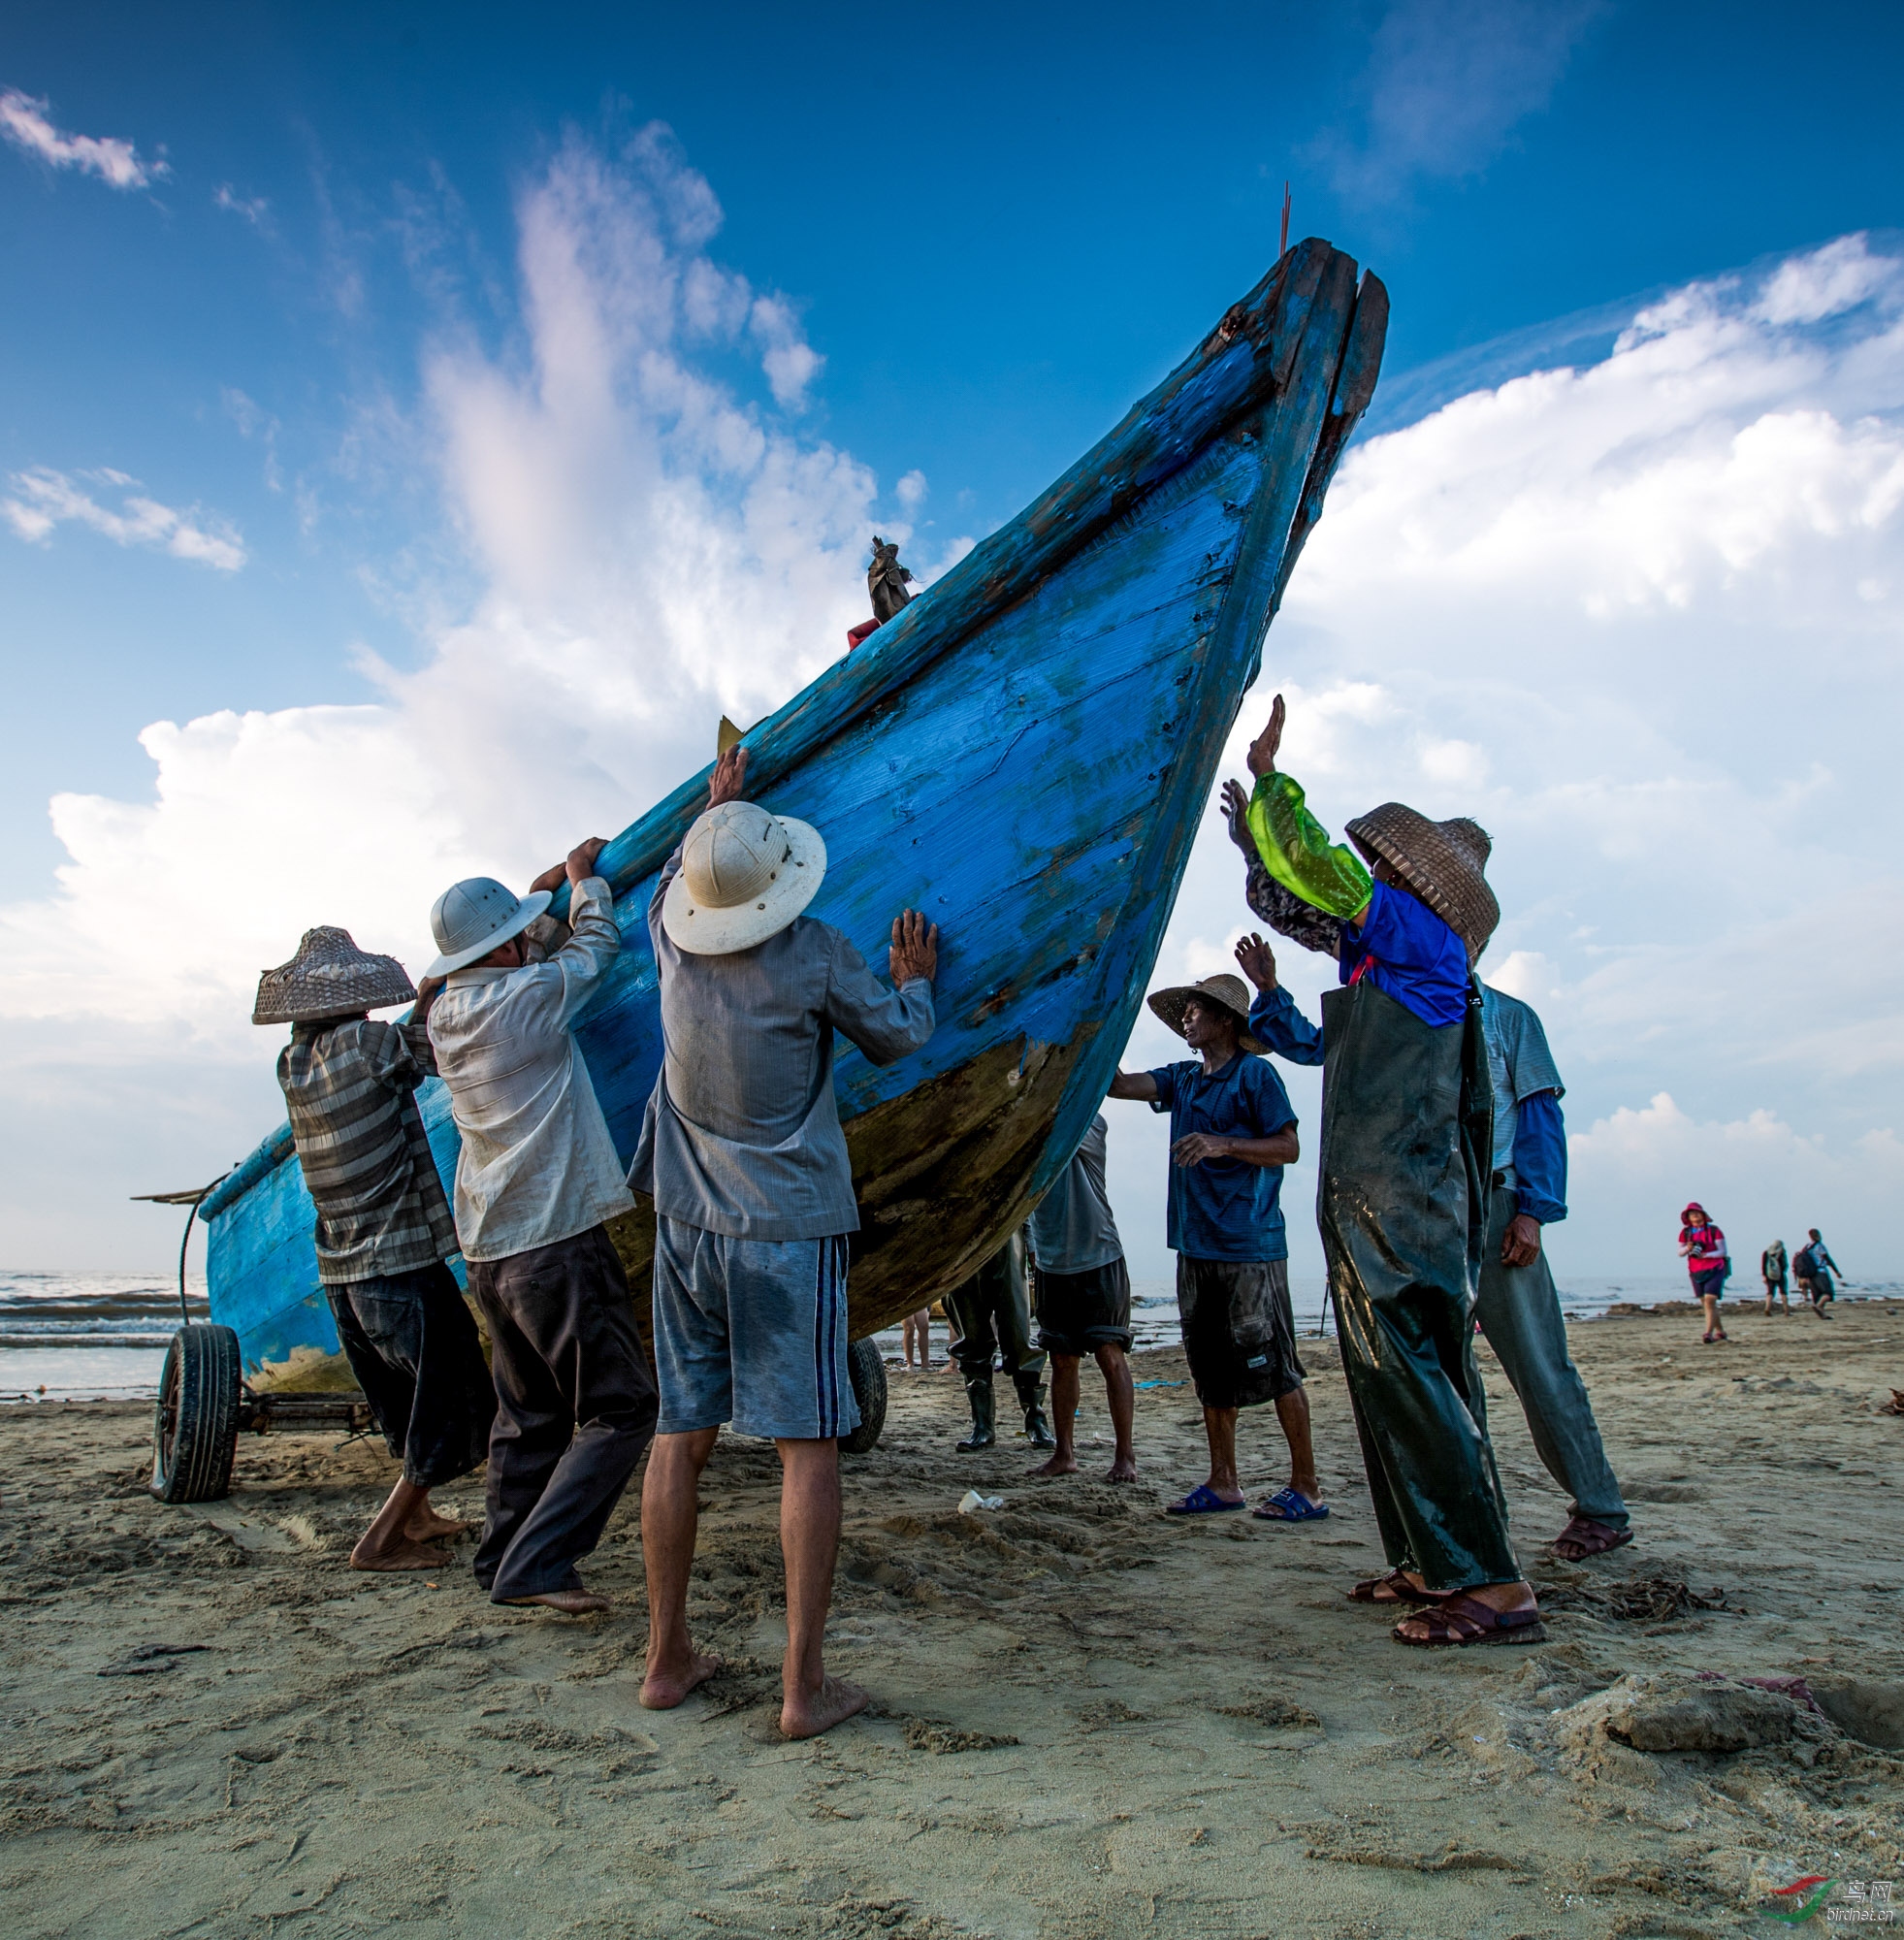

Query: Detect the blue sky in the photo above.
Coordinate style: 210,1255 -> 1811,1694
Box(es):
3,1 -> 1902,1277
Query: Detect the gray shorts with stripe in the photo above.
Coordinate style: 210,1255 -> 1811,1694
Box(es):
651,1216 -> 860,1441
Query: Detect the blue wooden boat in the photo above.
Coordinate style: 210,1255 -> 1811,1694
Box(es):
196,239 -> 1388,1383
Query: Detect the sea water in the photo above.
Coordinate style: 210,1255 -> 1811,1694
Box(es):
874,1271 -> 1901,1366
0,1270 -> 208,1402
6,1265 -> 1896,1402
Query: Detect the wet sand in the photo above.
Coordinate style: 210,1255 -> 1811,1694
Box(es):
2,1301 -> 1900,1938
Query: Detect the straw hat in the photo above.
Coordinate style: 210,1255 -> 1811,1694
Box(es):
253,927 -> 417,1026
1344,802 -> 1500,962
425,878 -> 553,979
1146,973 -> 1267,1054
662,799 -> 826,955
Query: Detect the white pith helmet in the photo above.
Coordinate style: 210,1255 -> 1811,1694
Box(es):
662,799 -> 826,955
425,877 -> 553,978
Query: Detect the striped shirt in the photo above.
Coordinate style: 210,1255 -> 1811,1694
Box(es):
277,1018 -> 459,1285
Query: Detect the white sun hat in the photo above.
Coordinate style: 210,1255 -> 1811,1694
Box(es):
425,877 -> 554,978
662,799 -> 826,955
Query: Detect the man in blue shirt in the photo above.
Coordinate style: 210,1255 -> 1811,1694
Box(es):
1239,934 -> 1631,1564
1106,973 -> 1322,1520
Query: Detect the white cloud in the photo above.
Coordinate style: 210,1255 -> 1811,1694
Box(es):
1564,1092 -> 1901,1277
0,126 -> 957,1067
0,86 -> 167,190
749,295 -> 823,409
1314,0 -> 1605,200
2,467 -> 245,569
213,182 -> 271,228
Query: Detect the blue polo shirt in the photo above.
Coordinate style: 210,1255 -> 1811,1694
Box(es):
1146,1052 -> 1298,1262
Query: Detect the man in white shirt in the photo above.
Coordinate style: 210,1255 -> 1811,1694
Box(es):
427,837 -> 658,1614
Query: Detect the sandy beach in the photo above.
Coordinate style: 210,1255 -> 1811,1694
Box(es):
3,1300 -> 1900,1939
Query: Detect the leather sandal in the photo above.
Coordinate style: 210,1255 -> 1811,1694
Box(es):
1392,1592 -> 1545,1647
1347,1568 -> 1435,1605
1552,1514 -> 1633,1562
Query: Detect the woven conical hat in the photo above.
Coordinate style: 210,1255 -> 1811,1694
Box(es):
1344,803 -> 1500,962
1146,973 -> 1268,1054
253,927 -> 416,1025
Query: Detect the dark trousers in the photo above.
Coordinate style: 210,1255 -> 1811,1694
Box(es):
326,1262 -> 496,1488
466,1224 -> 659,1601
945,1233 -> 1045,1384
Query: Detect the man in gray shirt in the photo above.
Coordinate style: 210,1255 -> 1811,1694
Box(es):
1472,985 -> 1631,1562
632,745 -> 939,1740
1026,1114 -> 1137,1482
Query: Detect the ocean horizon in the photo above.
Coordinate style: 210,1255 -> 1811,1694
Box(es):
5,1266 -> 1896,1404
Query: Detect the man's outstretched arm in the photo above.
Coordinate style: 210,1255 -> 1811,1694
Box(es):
1225,694 -> 1373,922
1235,933 -> 1325,1064
1107,1072 -> 1159,1102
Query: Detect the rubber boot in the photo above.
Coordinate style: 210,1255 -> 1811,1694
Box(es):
1016,1373 -> 1056,1450
955,1373 -> 996,1452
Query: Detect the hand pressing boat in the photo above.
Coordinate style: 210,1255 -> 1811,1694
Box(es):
175,239 -> 1387,1487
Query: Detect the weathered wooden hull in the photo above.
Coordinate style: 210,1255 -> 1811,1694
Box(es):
199,240 -> 1387,1375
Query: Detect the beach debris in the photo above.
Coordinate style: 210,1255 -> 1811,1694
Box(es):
1132,1378 -> 1184,1391
1540,1572 -> 1727,1623
1217,1696 -> 1322,1730
957,1490 -> 1004,1515
98,1641 -> 211,1677
1878,1387 -> 1903,1415
902,1717 -> 1018,1755
1721,1672 -> 1824,1715
1304,1832 -> 1517,1874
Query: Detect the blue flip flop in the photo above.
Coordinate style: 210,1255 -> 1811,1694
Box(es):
1166,1484 -> 1246,1515
1252,1487 -> 1330,1522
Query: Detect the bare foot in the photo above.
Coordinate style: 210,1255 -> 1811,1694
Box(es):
404,1510 -> 476,1541
350,1536 -> 450,1572
640,1649 -> 724,1710
1029,1452 -> 1078,1478
1106,1455 -> 1138,1483
780,1673 -> 869,1740
500,1589 -> 611,1615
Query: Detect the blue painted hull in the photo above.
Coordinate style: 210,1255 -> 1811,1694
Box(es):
200,241 -> 1388,1378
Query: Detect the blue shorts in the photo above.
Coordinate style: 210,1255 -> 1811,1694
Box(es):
651,1217 -> 859,1441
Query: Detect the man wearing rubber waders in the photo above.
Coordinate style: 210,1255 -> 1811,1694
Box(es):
1217,695 -> 1542,1648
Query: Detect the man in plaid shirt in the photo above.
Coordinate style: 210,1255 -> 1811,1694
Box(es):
259,926 -> 496,1572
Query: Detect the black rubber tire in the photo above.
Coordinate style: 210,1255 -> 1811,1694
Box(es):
150,1324 -> 242,1504
838,1337 -> 887,1455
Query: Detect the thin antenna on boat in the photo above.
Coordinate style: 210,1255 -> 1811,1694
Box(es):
132,1179 -> 229,1328
1279,182 -> 1291,259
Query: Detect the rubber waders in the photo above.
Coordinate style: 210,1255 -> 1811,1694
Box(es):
1317,977 -> 1519,1592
